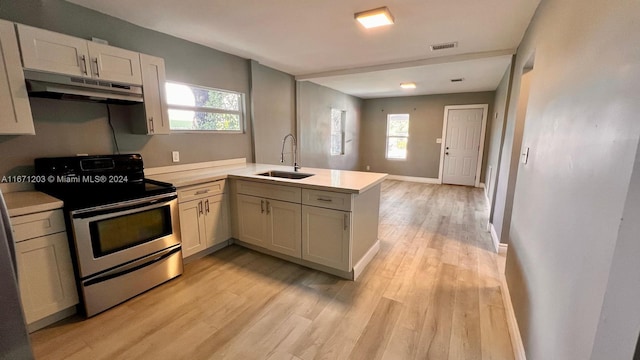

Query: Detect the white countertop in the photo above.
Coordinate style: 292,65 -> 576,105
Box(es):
4,191 -> 64,217
148,163 -> 387,194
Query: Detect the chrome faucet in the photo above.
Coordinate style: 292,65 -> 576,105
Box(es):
280,133 -> 300,172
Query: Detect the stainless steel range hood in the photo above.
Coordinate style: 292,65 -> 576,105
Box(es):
24,70 -> 143,104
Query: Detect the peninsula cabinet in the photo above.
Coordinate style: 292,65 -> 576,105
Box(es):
232,176 -> 382,279
0,20 -> 35,135
301,205 -> 351,272
178,181 -> 231,258
237,194 -> 302,258
17,24 -> 142,85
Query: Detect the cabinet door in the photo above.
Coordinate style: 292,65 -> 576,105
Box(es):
237,194 -> 268,247
302,205 -> 351,272
87,41 -> 142,85
17,24 -> 90,78
15,232 -> 79,324
179,199 -> 206,258
267,199 -> 301,258
0,21 -> 34,135
204,194 -> 230,247
139,54 -> 170,134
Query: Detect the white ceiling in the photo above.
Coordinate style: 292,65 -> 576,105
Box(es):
67,0 -> 540,98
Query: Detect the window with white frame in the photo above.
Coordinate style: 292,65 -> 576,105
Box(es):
386,114 -> 410,160
331,109 -> 346,155
165,82 -> 244,132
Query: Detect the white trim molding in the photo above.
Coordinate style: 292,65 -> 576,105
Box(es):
438,104 -> 489,188
385,175 -> 440,184
499,244 -> 527,360
498,242 -> 508,256
489,222 -> 500,253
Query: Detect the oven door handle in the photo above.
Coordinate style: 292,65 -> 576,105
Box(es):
72,194 -> 177,219
83,245 -> 181,286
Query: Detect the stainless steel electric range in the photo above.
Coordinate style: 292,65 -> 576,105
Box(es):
35,154 -> 183,317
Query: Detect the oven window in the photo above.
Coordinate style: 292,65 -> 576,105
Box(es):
89,206 -> 172,257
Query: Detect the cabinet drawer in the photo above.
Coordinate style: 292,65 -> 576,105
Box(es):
302,189 -> 352,211
178,180 -> 226,203
11,210 -> 66,242
236,180 -> 301,203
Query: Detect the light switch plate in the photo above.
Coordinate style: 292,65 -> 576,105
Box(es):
436,138 -> 442,144
172,151 -> 180,163
521,147 -> 529,164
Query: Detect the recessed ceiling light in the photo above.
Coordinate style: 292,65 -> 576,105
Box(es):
400,82 -> 416,89
355,7 -> 394,29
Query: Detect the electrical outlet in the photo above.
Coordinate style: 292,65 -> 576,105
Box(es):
366,165 -> 371,171
172,151 -> 180,163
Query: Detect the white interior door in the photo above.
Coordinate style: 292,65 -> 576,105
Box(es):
443,108 -> 484,186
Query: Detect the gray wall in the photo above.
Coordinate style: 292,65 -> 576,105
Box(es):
297,81 -> 362,170
590,141 -> 640,360
250,61 -> 296,165
485,64 -> 513,208
360,92 -> 495,179
498,0 -> 640,358
0,0 -> 253,176
491,67 -> 532,244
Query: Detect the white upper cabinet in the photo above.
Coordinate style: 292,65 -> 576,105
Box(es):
17,24 -> 142,85
0,20 -> 35,135
139,54 -> 169,134
17,24 -> 90,78
87,41 -> 142,85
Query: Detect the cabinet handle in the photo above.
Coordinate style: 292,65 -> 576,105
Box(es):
266,200 -> 270,215
260,199 -> 265,214
149,118 -> 155,133
195,189 -> 209,195
317,197 -> 332,202
93,58 -> 100,77
344,214 -> 348,230
80,55 -> 88,75
205,199 -> 210,214
198,201 -> 203,215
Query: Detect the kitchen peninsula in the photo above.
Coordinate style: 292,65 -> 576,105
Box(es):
148,159 -> 387,280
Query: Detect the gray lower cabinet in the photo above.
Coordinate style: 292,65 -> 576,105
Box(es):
178,181 -> 230,258
11,209 -> 78,330
301,205 -> 351,272
237,193 -> 301,258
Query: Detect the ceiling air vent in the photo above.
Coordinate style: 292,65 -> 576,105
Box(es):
430,41 -> 458,51
450,78 -> 465,83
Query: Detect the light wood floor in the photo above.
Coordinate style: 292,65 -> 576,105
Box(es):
30,180 -> 513,360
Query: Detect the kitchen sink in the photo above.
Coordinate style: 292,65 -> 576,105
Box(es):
257,170 -> 314,180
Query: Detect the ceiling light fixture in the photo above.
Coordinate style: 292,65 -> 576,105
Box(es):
355,7 -> 394,29
400,82 -> 416,89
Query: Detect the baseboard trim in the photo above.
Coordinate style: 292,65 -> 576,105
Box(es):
386,175 -> 440,184
353,240 -> 380,281
478,182 -> 486,189
500,252 -> 527,360
27,306 -> 76,333
489,223 -> 500,253
498,242 -> 508,256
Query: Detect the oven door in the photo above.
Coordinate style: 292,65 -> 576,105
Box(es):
70,193 -> 181,278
